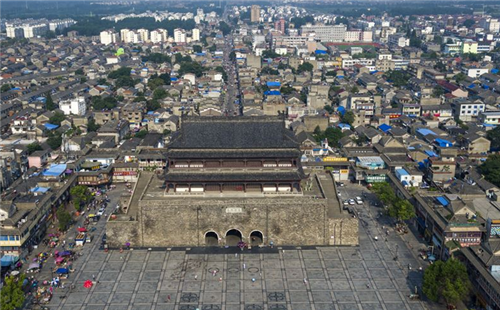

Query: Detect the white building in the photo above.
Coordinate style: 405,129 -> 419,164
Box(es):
59,97 -> 86,116
192,28 -> 200,41
150,29 -> 168,43
395,168 -> 423,188
301,24 -> 346,42
344,30 -> 361,42
100,30 -> 118,45
388,34 -> 409,48
462,67 -> 489,78
49,19 -> 76,32
6,24 -> 24,38
22,22 -> 48,38
174,28 -> 187,43
137,29 -> 149,42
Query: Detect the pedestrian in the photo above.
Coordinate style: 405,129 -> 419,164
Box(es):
167,295 -> 171,302
366,283 -> 370,288
219,277 -> 222,282
303,278 -> 307,284
195,274 -> 198,280
92,274 -> 96,281
235,253 -> 238,258
251,278 -> 256,282
243,263 -> 246,269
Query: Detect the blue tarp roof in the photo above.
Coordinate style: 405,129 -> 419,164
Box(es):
195,52 -> 206,56
402,180 -> 409,186
378,124 -> 392,133
492,69 -> 499,74
264,90 -> 281,96
436,196 -> 449,206
42,164 -> 67,177
44,123 -> 59,130
31,186 -> 50,193
315,50 -> 327,54
425,150 -> 439,157
337,106 -> 346,116
417,128 -> 436,136
468,83 -> 476,89
396,168 -> 409,176
435,138 -> 453,147
1,255 -> 18,267
338,123 -> 351,129
266,81 -> 281,87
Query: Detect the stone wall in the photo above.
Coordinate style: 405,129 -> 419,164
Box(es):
106,219 -> 141,248
107,197 -> 359,248
328,218 -> 359,246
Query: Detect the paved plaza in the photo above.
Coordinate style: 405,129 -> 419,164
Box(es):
36,182 -> 430,310
49,245 -> 426,310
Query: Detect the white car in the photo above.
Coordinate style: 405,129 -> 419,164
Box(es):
349,199 -> 355,205
343,200 -> 349,206
97,208 -> 105,216
355,196 -> 363,201
356,200 -> 363,205
337,191 -> 341,196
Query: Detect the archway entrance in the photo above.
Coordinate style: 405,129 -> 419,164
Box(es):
250,231 -> 263,246
225,229 -> 242,246
205,231 -> 219,246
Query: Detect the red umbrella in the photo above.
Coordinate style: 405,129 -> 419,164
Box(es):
83,280 -> 93,288
77,227 -> 87,232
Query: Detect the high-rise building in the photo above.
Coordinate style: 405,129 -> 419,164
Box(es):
192,28 -> 200,41
120,29 -> 130,42
174,28 -> 187,43
6,24 -> 24,38
251,5 -> 260,23
137,29 -> 149,42
22,22 -> 49,38
150,29 -> 168,43
274,18 -> 285,34
100,30 -> 118,45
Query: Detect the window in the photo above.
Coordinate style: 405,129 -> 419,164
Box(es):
0,236 -> 8,241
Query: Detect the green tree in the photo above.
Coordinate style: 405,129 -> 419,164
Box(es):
75,68 -> 84,75
46,92 -> 56,111
297,62 -> 314,74
178,61 -> 204,77
193,45 -> 202,53
148,78 -> 165,90
27,142 -> 42,155
115,76 -> 136,88
70,185 -> 89,211
261,50 -> 280,59
153,88 -> 167,100
432,86 -> 444,98
423,259 -> 471,306
454,72 -> 467,83
479,155 -> 500,187
46,132 -> 62,150
49,111 -> 65,126
147,99 -> 161,111
487,127 -> 500,150
280,85 -> 295,95
108,67 -> 131,79
57,208 -> 72,231
163,129 -> 171,136
313,127 -> 344,146
135,129 -> 148,138
371,182 -> 415,221
92,96 -> 117,110
219,21 -> 231,35
434,61 -> 447,72
462,19 -> 475,28
324,105 -> 334,114
1,84 -> 12,92
341,111 -> 355,125
1,274 -> 26,310
87,119 -> 100,132
159,73 -> 171,85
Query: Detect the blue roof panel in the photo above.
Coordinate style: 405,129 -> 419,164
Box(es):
436,196 -> 449,206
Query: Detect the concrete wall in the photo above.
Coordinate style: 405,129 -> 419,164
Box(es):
107,197 -> 359,248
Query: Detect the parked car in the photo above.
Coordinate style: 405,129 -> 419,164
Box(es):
349,199 -> 355,205
97,208 -> 105,216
